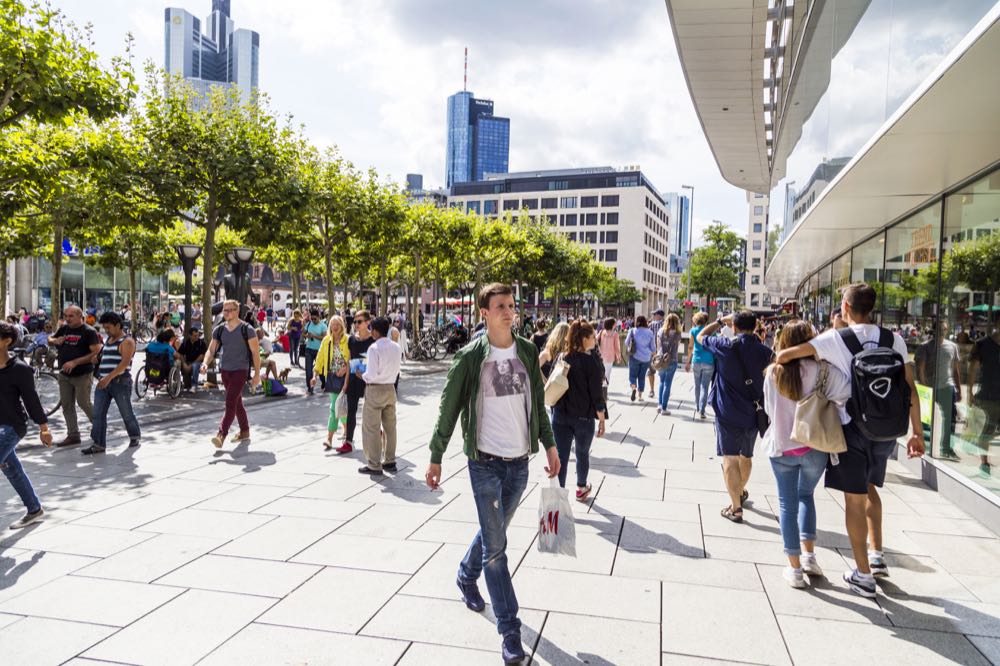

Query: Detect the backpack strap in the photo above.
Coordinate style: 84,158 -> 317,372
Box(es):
877,326 -> 894,350
212,324 -> 224,344
838,327 -> 864,356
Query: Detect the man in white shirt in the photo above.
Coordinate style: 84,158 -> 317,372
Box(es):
776,283 -> 923,598
359,316 -> 402,476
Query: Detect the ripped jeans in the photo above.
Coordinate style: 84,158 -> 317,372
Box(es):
459,455 -> 529,637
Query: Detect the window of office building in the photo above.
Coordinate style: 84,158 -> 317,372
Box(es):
581,196 -> 598,208
522,198 -> 538,210
752,257 -> 761,268
541,197 -> 557,208
549,181 -> 569,190
753,223 -> 763,233
605,249 -> 618,262
564,214 -> 577,226
602,195 -> 619,207
567,232 -> 577,241
546,214 -> 557,225
605,212 -> 619,225
754,206 -> 764,215
584,231 -> 597,243
752,240 -> 762,251
466,201 -> 480,214
503,199 -> 520,211
484,200 -> 498,215
751,275 -> 760,285
560,196 -> 577,208
605,231 -> 618,244
751,293 -> 760,306
584,213 -> 598,226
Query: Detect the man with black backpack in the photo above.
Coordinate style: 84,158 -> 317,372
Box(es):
776,283 -> 923,598
202,300 -> 261,448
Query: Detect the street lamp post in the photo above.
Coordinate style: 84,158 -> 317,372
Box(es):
681,184 -> 695,325
176,244 -> 202,334
230,247 -> 255,316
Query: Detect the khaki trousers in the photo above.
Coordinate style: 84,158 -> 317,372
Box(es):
58,372 -> 94,436
362,384 -> 397,470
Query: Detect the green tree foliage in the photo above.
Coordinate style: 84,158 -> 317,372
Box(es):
687,221 -> 744,305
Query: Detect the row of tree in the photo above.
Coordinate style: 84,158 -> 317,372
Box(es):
1,1 -> 642,343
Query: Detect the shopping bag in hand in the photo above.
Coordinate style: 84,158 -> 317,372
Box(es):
335,390 -> 348,419
537,479 -> 576,557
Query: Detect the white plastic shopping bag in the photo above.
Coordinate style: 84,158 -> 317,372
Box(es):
335,390 -> 348,419
537,479 -> 576,557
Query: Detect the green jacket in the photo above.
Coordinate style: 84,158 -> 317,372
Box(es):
429,333 -> 555,464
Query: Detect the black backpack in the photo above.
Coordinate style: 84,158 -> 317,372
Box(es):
839,327 -> 910,441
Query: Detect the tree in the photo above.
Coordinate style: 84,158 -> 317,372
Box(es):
767,224 -> 782,263
687,221 -> 744,305
950,232 -> 1000,300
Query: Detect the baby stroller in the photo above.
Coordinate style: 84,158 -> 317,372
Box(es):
135,351 -> 183,399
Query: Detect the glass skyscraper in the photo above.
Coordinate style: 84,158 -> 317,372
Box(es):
446,91 -> 510,187
164,0 -> 259,102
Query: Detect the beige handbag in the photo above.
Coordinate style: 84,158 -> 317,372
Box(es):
544,355 -> 571,407
791,361 -> 847,453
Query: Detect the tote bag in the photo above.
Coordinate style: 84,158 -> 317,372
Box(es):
791,361 -> 847,454
543,355 -> 571,407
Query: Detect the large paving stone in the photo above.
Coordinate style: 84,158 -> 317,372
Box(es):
0,549 -> 96,603
514,567 -> 659,622
531,612 -> 660,665
201,623 -> 408,665
291,532 -> 440,573
137,507 -> 274,540
74,533 -> 226,583
0,616 -> 115,666
212,515 -> 342,560
0,576 -> 182,626
156,553 -> 320,597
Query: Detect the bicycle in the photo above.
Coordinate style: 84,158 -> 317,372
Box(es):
10,346 -> 61,418
124,320 -> 155,344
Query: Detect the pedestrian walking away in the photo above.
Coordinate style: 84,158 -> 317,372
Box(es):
426,283 -> 559,664
303,309 -> 327,395
359,316 -> 402,476
0,321 -> 54,529
762,320 -> 850,588
597,317 -> 621,385
655,313 -> 682,415
288,309 -> 304,368
686,311 -> 716,419
647,309 -> 665,398
551,320 -> 606,502
314,315 -> 350,450
775,283 -> 923,598
538,322 -> 570,381
202,300 -> 262,448
624,315 -> 656,402
340,310 -> 374,454
50,305 -> 103,447
698,311 -> 773,524
83,312 -> 141,455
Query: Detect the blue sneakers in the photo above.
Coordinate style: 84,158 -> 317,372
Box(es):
502,633 -> 526,664
456,577 -> 485,612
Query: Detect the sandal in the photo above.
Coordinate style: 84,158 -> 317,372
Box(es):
740,490 -> 749,506
575,484 -> 592,502
323,441 -> 333,451
721,506 -> 743,523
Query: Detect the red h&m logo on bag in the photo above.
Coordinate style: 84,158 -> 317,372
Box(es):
540,511 -> 560,535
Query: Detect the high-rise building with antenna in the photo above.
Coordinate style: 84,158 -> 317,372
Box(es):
445,49 -> 510,188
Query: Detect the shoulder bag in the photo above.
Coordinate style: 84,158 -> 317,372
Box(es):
791,361 -> 847,453
544,353 -> 571,407
733,340 -> 770,438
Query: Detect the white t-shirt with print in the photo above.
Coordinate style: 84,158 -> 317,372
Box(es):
809,323 -> 911,423
478,343 -> 530,458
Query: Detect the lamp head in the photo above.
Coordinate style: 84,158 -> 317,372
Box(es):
178,244 -> 202,261
234,247 -> 255,262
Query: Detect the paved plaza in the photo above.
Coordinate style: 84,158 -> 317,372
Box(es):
1,367 -> 1000,665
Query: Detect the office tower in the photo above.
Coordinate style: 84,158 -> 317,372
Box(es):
446,91 -> 510,188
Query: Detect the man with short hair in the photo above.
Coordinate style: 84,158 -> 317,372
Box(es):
49,305 -> 103,447
178,327 -> 208,391
83,312 -> 140,454
303,309 -> 327,395
698,311 -> 773,524
358,316 -> 402,476
647,309 -> 665,398
202,300 -> 261,447
426,283 -> 559,664
776,283 -> 923,597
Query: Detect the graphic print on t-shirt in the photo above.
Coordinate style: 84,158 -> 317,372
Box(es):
482,357 -> 528,398
478,345 -> 531,458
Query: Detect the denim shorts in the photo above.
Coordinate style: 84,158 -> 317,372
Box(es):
715,420 -> 758,458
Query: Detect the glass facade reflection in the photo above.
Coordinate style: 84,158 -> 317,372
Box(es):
445,91 -> 510,187
794,166 -> 1000,495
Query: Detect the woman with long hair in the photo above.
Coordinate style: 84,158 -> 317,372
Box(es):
313,315 -> 350,450
656,313 -> 682,415
763,319 -> 850,589
538,321 -> 570,380
287,309 -> 304,368
623,315 -> 656,402
685,312 -> 715,419
597,317 -> 621,384
552,320 -> 606,501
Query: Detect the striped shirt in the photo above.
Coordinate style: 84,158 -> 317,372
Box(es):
97,335 -> 129,379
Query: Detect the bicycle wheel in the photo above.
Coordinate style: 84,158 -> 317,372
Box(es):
34,372 -> 61,418
168,366 -> 183,399
134,366 -> 149,399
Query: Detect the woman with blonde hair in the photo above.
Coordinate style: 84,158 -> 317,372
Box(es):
762,319 -> 850,588
656,313 -> 683,415
313,315 -> 350,450
538,321 -> 570,380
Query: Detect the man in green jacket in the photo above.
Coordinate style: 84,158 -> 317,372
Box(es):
426,283 -> 559,665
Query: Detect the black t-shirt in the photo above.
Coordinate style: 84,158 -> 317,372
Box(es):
973,336 -> 1000,400
177,338 -> 208,363
347,335 -> 375,395
0,360 -> 47,437
54,324 -> 102,376
531,332 -> 549,352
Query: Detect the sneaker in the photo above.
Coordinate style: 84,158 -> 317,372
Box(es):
661,409 -> 671,416
128,438 -> 140,448
230,431 -> 250,443
630,388 -> 636,402
502,633 -> 526,664
801,553 -> 824,577
843,569 -> 877,598
868,552 -> 889,578
783,566 -> 807,589
980,462 -> 993,478
456,577 -> 485,612
211,434 -> 224,448
9,508 -> 44,530
382,462 -> 398,472
80,445 -> 106,455
335,442 -> 353,455
700,411 -> 707,420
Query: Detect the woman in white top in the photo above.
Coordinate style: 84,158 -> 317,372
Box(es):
763,320 -> 850,589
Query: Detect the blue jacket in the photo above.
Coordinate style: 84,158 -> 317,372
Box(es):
702,334 -> 773,428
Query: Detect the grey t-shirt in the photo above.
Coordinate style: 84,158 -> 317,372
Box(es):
215,323 -> 251,372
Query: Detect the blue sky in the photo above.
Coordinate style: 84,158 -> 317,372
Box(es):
54,0 -> 748,241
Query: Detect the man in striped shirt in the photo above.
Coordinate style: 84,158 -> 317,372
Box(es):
81,312 -> 141,454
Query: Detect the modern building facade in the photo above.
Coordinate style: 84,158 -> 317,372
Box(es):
445,92 -> 510,187
663,192 -> 691,273
448,167 -> 671,314
164,0 -> 260,102
744,192 -> 769,309
666,0 -> 1000,522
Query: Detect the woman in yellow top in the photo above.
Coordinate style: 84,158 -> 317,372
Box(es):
313,315 -> 350,450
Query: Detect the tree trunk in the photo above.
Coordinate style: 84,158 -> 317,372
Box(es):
323,249 -> 335,315
289,256 -> 301,308
51,223 -> 64,318
551,285 -> 559,322
0,258 -> 8,316
201,200 -> 217,312
517,280 -> 526,327
379,263 -> 388,316
411,253 -> 421,347
128,261 -> 138,333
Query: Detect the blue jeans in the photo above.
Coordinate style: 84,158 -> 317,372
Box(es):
304,347 -> 323,392
0,425 -> 40,514
552,407 -> 595,488
657,363 -> 678,411
769,449 -> 829,555
459,456 -> 529,637
692,363 -> 713,413
289,333 -> 301,365
628,357 -> 650,392
90,376 -> 141,447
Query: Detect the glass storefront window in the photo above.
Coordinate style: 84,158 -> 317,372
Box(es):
832,250 -> 851,307
937,169 -> 1000,491
817,263 -> 833,331
851,233 -> 886,325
